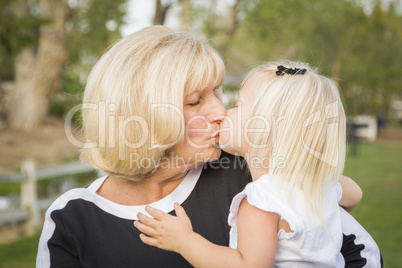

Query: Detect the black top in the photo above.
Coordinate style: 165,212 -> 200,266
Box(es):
37,152 -> 251,267
37,152 -> 374,267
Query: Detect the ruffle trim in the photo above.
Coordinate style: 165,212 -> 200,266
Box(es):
228,174 -> 297,240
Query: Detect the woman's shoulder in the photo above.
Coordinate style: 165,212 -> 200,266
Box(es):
46,176 -> 106,213
202,152 -> 251,183
203,151 -> 248,171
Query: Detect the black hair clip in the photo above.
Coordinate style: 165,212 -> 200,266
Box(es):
276,65 -> 307,76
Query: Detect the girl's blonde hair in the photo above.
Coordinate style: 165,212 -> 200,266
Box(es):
80,26 -> 225,181
245,60 -> 346,225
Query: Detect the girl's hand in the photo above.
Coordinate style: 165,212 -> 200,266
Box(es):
134,202 -> 194,253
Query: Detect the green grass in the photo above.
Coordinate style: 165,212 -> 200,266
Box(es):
0,143 -> 400,267
344,143 -> 402,268
0,234 -> 40,268
0,171 -> 98,196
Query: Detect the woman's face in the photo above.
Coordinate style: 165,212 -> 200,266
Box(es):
165,84 -> 226,167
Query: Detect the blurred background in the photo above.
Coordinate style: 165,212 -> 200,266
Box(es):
0,0 -> 401,267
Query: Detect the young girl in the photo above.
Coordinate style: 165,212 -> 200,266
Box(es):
134,60 -> 382,267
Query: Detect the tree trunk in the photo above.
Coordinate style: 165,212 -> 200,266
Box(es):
218,0 -> 243,57
331,26 -> 356,84
9,0 -> 68,132
153,0 -> 173,25
179,0 -> 191,31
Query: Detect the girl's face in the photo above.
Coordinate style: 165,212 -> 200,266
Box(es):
219,74 -> 260,157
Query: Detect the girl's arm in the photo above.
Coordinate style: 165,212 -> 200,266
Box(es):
134,201 -> 279,268
339,176 -> 363,212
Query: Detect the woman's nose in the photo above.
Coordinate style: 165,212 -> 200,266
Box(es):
209,97 -> 227,123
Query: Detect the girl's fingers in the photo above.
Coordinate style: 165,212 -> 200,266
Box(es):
145,205 -> 168,220
137,212 -> 159,229
139,233 -> 159,247
174,202 -> 188,219
134,220 -> 157,237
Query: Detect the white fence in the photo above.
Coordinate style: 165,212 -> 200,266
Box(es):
351,115 -> 377,143
0,161 -> 98,235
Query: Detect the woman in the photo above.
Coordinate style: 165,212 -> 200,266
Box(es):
37,26 -> 373,267
37,26 -> 250,267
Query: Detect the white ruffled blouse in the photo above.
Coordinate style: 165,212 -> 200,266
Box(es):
228,174 -> 345,267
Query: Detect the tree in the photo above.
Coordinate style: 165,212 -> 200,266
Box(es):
202,0 -> 250,57
0,0 -> 127,132
9,0 -> 69,131
153,0 -> 192,31
179,0 -> 191,31
217,0 -> 402,116
154,0 -> 174,25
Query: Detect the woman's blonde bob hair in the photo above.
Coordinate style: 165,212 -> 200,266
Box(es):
245,60 -> 346,225
80,26 -> 225,181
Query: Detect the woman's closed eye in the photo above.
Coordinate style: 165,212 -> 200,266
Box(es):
188,98 -> 201,106
187,86 -> 220,107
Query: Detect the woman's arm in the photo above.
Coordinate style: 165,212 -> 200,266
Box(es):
37,210 -> 81,267
134,201 -> 279,268
339,176 -> 363,212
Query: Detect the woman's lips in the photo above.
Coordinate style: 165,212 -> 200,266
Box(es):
211,129 -> 220,139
